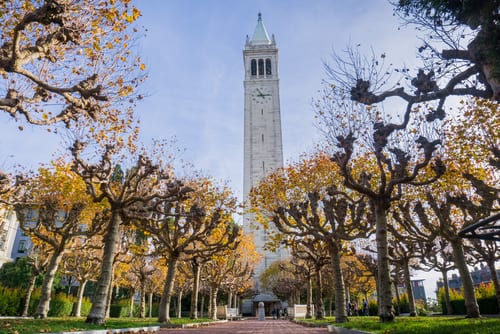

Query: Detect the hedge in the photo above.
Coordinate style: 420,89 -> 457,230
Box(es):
0,286 -> 23,316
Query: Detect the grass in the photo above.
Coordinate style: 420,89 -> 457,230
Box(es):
296,316 -> 500,334
0,317 -> 214,334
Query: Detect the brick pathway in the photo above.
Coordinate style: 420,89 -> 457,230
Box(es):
159,318 -> 328,334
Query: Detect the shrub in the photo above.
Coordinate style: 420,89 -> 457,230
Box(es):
393,293 -> 410,314
0,286 -> 23,315
109,298 -> 140,318
77,297 -> 92,317
368,300 -> 378,316
439,283 -> 499,315
48,293 -> 73,317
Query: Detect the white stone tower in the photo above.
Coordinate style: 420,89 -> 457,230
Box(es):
243,13 -> 286,281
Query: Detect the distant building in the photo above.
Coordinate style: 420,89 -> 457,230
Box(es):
0,207 -> 20,267
436,264 -> 500,292
398,279 -> 427,302
411,279 -> 427,301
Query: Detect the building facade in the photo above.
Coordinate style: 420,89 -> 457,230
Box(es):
436,265 -> 500,292
0,207 -> 21,267
243,13 -> 287,281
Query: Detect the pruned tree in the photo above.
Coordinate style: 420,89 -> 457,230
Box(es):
421,236 -> 455,314
131,178 -> 239,323
466,238 -> 500,311
251,152 -> 374,323
0,0 -> 144,129
60,235 -> 103,317
315,80 -> 444,322
260,260 -> 304,305
413,193 -> 481,317
71,142 -> 188,324
203,236 -> 252,321
13,162 -> 106,318
394,0 -> 500,100
288,237 -> 330,320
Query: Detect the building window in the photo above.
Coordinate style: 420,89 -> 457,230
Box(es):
261,109 -> 263,115
18,240 -> 27,253
265,58 -> 272,75
251,59 -> 257,76
261,134 -> 264,143
262,161 -> 265,173
258,59 -> 264,76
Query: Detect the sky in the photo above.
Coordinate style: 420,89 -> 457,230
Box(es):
0,0 -> 448,301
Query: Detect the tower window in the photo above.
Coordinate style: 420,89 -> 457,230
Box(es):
258,59 -> 264,76
262,161 -> 265,173
265,58 -> 272,75
251,59 -> 257,76
262,134 -> 264,143
261,109 -> 263,115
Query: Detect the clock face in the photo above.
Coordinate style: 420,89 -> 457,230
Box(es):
251,88 -> 272,104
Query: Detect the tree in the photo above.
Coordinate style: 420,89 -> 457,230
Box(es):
466,239 -> 500,311
60,236 -> 102,317
13,162 -> 105,318
314,82 -> 443,321
222,233 -> 258,311
251,152 -> 374,323
203,237 -> 252,321
0,0 -> 144,128
395,0 -> 500,100
421,237 -> 455,314
71,142 -> 189,325
288,237 -> 330,320
132,178 -> 239,323
260,260 -> 304,305
339,253 -> 377,306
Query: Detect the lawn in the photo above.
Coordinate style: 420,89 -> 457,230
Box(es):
296,316 -> 500,334
0,317 -> 214,334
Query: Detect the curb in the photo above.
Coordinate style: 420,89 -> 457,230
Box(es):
45,326 -> 160,334
161,320 -> 227,329
327,325 -> 372,334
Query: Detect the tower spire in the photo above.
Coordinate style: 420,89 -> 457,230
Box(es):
251,12 -> 271,45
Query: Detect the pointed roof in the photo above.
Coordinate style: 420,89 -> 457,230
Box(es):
250,13 -> 271,45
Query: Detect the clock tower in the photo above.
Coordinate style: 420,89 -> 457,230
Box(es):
243,13 -> 286,282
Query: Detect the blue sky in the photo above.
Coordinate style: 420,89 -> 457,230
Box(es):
0,0 -> 444,299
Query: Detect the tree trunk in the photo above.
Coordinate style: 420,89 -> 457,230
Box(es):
441,268 -> 454,315
35,247 -> 65,318
451,240 -> 480,318
200,293 -> 205,318
73,280 -> 88,317
227,289 -> 233,309
139,283 -> 146,318
375,203 -> 395,322
208,287 -> 213,319
105,280 -> 114,319
329,289 -> 334,317
402,260 -> 417,316
86,212 -> 122,324
190,261 -> 201,319
148,292 -> 153,318
158,255 -> 179,323
393,280 -> 401,316
66,276 -> 73,297
129,289 -> 135,317
177,290 -> 183,318
22,273 -> 37,316
314,266 -> 324,319
485,258 -> 500,313
209,286 -> 219,321
329,242 -> 347,323
306,275 -> 313,319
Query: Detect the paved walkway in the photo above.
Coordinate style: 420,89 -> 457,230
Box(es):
159,319 -> 328,334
